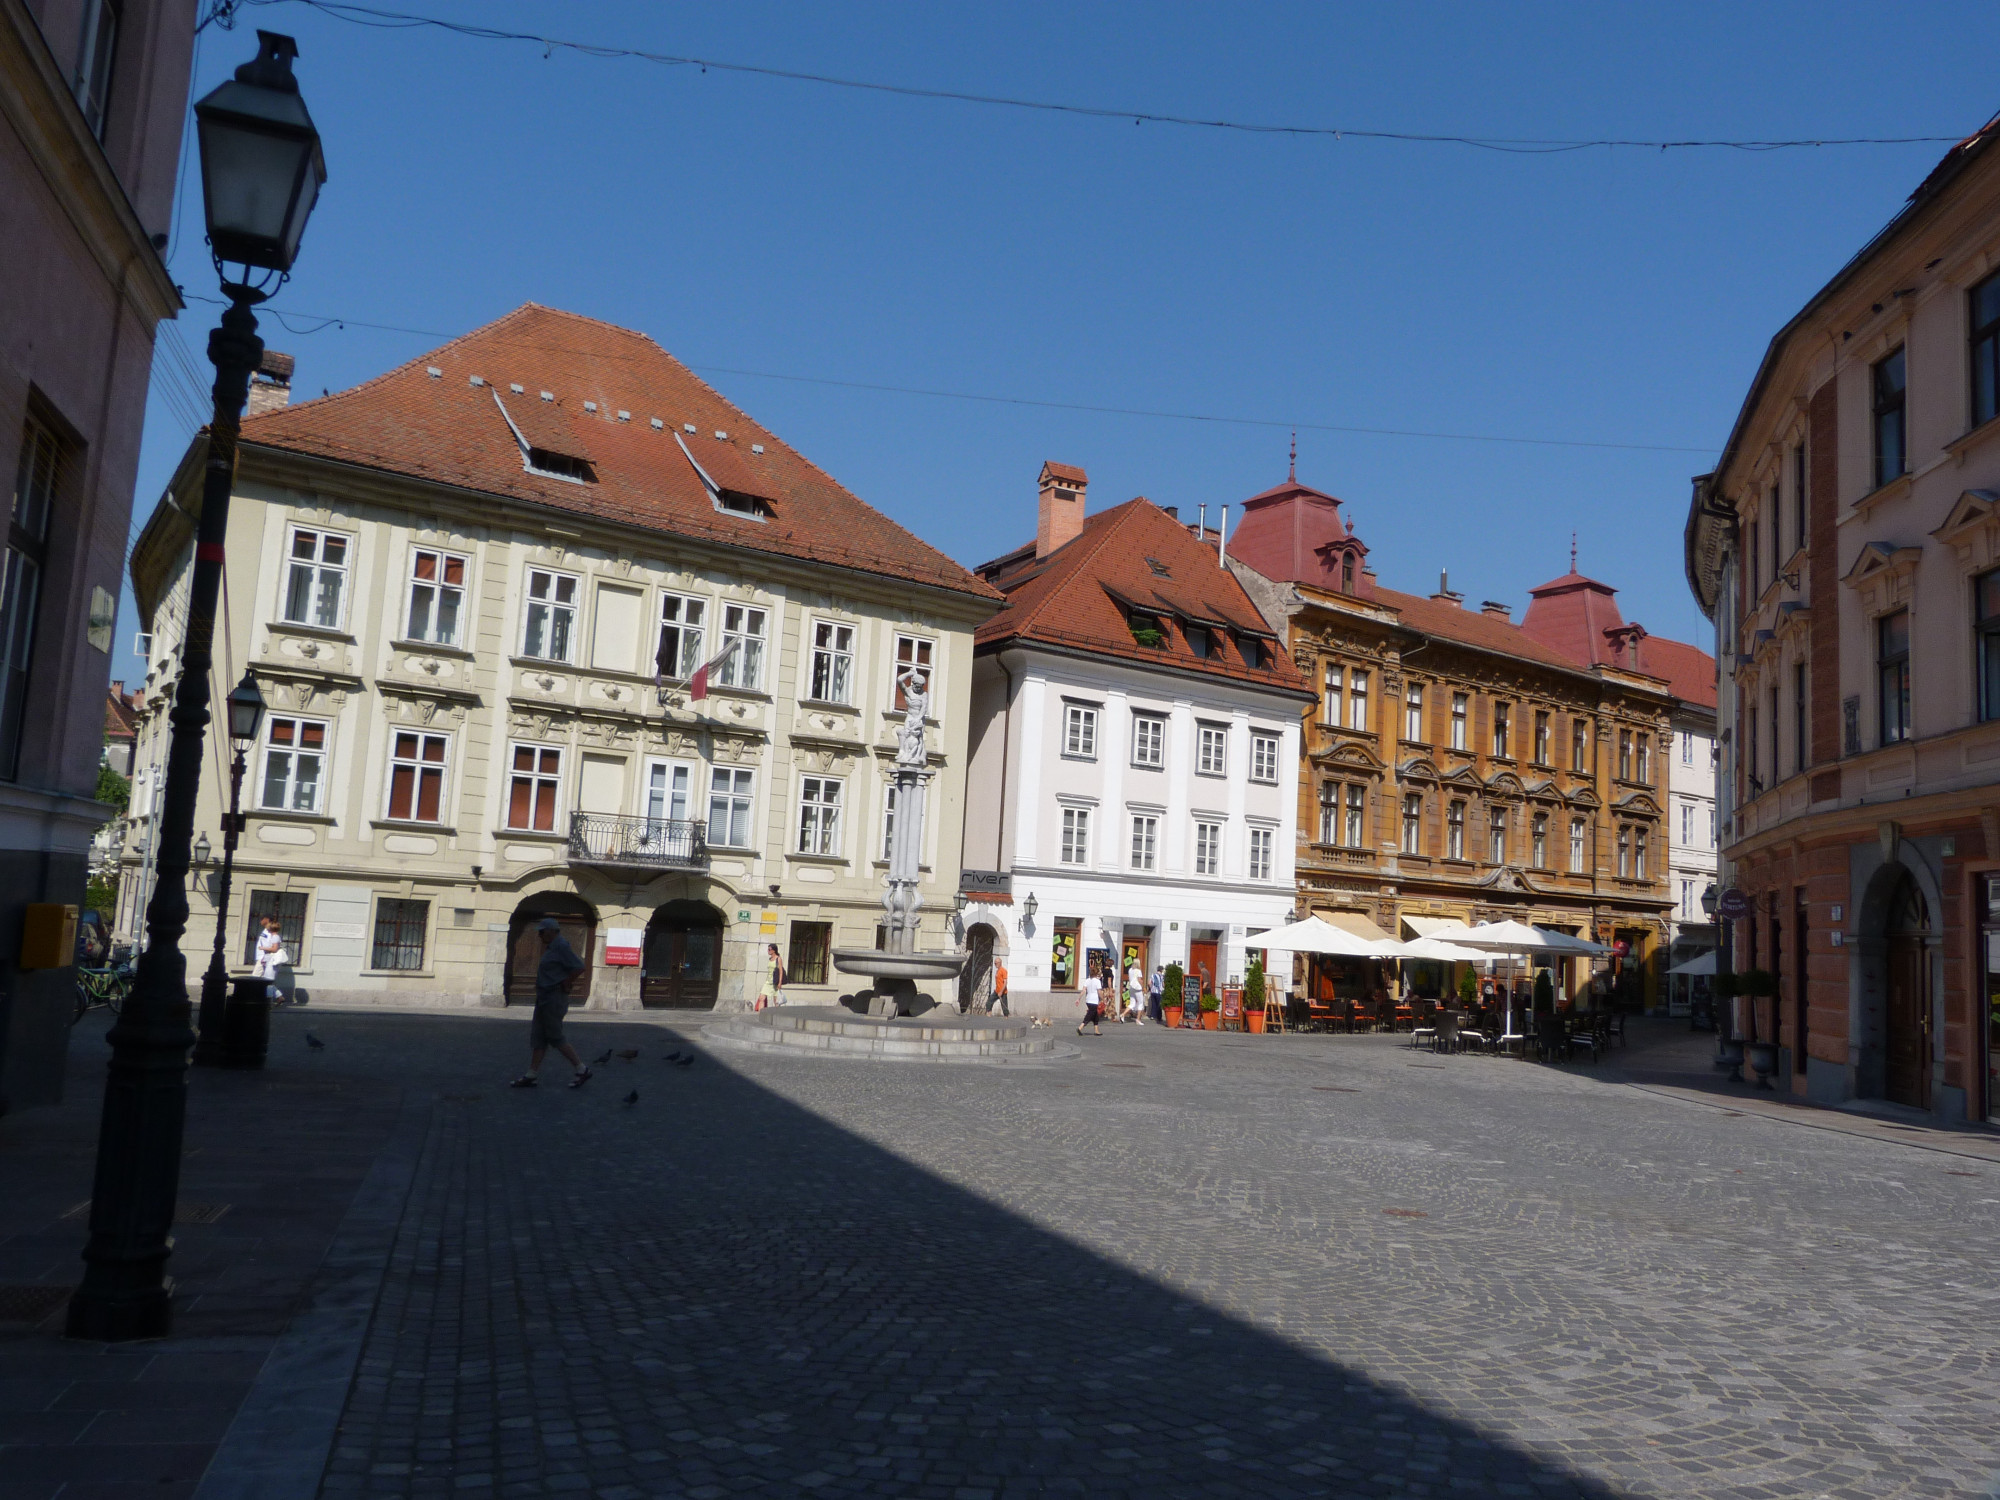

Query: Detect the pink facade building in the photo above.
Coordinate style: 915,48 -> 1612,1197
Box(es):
1,0 -> 193,1110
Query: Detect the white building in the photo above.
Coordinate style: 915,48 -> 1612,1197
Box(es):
1664,705 -> 1720,1011
957,467 -> 1315,1016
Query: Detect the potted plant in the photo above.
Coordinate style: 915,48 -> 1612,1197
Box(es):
1456,965 -> 1478,1012
1244,955 -> 1267,1034
1163,961 -> 1186,1028
1199,992 -> 1221,1030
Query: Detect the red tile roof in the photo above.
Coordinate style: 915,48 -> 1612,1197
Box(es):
1520,569 -> 1717,709
1357,583 -> 1583,671
104,686 -> 138,742
240,304 -> 998,602
1040,461 -> 1088,485
977,499 -> 1313,697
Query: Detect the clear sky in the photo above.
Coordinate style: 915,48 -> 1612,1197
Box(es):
117,0 -> 2000,690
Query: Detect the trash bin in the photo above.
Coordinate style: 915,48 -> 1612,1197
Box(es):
220,975 -> 271,1070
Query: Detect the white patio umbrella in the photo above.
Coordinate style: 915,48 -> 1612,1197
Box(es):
1666,950 -> 1716,976
1449,919 -> 1611,957
1252,914 -> 1396,958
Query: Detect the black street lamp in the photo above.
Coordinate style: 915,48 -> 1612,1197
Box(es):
193,672 -> 265,1067
68,31 -> 323,1343
1699,884 -> 1718,921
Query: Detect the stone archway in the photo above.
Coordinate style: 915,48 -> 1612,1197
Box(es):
958,919 -> 1005,1012
642,899 -> 725,1009
1856,860 -> 1938,1108
505,891 -> 597,1005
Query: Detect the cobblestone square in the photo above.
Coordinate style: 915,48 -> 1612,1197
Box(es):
268,1009 -> 2000,1500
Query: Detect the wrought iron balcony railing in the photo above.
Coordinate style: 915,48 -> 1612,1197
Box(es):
567,813 -> 707,871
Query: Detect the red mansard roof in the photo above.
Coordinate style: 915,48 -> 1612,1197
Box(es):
239,304 -> 998,602
977,498 -> 1313,698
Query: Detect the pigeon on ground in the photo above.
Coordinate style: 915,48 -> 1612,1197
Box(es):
591,1047 -> 614,1066
615,1048 -> 640,1060
305,1032 -> 325,1050
662,1051 -> 683,1063
674,1055 -> 694,1068
621,1089 -> 639,1107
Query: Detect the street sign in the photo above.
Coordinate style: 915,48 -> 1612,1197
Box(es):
1716,888 -> 1752,920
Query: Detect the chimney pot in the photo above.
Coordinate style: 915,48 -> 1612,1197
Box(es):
1036,462 -> 1087,558
246,350 -> 294,416
1480,600 -> 1511,621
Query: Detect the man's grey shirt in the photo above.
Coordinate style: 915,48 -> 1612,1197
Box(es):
537,936 -> 584,994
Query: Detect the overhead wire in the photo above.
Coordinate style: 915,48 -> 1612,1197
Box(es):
224,0 -> 1968,156
180,292 -> 1715,456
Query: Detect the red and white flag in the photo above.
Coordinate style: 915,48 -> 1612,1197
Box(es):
687,637 -> 742,702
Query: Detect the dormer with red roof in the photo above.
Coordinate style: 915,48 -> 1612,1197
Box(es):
1225,469 -> 1375,600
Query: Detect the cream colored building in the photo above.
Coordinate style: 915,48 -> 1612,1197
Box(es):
120,305 -> 999,1011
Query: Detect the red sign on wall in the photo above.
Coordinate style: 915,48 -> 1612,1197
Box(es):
604,927 -> 642,966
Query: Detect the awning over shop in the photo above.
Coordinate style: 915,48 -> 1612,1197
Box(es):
1401,914 -> 1464,939
1323,909 -> 1396,945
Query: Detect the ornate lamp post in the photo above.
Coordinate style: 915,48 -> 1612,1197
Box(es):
193,671 -> 265,1066
68,30 -> 324,1342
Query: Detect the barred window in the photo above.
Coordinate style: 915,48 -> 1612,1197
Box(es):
787,921 -> 832,986
241,889 -> 307,965
371,897 -> 429,971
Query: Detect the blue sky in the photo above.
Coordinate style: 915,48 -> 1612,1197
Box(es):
118,0 -> 2000,688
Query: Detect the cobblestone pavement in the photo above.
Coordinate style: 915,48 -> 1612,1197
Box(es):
265,1011 -> 2000,1497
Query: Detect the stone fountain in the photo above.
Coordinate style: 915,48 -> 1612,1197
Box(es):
831,665 -> 965,1017
707,668 -> 1073,1063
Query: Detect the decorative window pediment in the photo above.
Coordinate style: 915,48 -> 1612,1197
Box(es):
1772,601 -> 1811,645
1932,489 -> 2000,570
1440,762 -> 1483,787
1841,540 -> 1924,614
1565,784 -> 1601,809
1613,790 -> 1661,816
1310,740 -> 1384,773
1484,770 -> 1524,796
1398,754 -> 1440,781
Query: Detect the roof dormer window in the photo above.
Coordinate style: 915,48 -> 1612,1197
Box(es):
525,448 -> 596,484
716,492 -> 771,519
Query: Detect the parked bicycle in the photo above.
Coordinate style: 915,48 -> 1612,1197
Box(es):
73,960 -> 133,1024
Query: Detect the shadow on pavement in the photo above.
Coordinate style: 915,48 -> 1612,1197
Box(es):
318,1009 -> 1617,1499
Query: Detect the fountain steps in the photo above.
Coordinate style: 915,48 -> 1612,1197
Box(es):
707,1006 -> 1078,1063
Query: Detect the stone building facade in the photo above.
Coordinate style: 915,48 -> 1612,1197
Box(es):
1687,110 -> 2000,1122
1228,474 -> 1676,1002
1,0 -> 193,1109
120,305 -> 998,1012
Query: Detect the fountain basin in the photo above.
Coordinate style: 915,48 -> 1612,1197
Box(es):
830,948 -> 968,981
707,1005 -> 1076,1064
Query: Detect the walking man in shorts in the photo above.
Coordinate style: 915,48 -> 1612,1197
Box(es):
511,918 -> 591,1089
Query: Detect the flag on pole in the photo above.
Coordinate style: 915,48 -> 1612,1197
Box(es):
687,637 -> 742,702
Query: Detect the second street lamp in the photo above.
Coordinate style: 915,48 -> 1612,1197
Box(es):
67,30 -> 324,1342
193,672 -> 265,1067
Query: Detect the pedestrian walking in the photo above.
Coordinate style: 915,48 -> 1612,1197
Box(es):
1126,960 -> 1146,1025
757,942 -> 785,1010
988,960 -> 1010,1016
510,918 -> 591,1089
1147,966 -> 1164,1024
1076,968 -> 1103,1035
252,914 -> 290,999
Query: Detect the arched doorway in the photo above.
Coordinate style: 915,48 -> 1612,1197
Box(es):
642,900 -> 724,1008
959,922 -> 997,1011
505,892 -> 596,1005
1883,873 -> 1931,1109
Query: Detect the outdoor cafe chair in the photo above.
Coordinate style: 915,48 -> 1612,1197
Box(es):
1567,1018 -> 1604,1065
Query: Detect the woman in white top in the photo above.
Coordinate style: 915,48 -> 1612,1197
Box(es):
252,915 -> 290,999
1126,963 -> 1146,1025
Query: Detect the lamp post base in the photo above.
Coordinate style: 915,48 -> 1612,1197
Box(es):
64,1279 -> 175,1343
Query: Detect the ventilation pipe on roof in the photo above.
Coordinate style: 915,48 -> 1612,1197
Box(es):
1197,503 -> 1206,540
1218,504 -> 1228,570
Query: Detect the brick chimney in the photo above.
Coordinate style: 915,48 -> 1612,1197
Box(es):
1430,569 -> 1464,608
246,350 -> 295,416
1036,461 -> 1087,558
1480,600 -> 1512,621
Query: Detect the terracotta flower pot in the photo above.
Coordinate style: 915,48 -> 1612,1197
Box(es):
1164,1007 -> 1184,1029
1247,1011 -> 1267,1034
1201,1011 -> 1220,1030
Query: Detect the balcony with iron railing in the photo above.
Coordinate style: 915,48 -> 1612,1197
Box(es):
567,813 -> 707,871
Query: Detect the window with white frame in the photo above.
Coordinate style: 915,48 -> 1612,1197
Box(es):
656,594 -> 706,680
1348,671 -> 1369,730
1532,811 -> 1548,867
1635,827 -> 1649,880
1682,879 -> 1695,921
1322,663 -> 1342,726
880,782 -> 898,860
1617,729 -> 1633,780
1708,807 -> 1717,847
1570,817 -> 1587,873
797,776 -> 842,855
1572,718 -> 1588,771
1132,713 -> 1164,768
708,768 -> 755,848
1450,693 -> 1468,750
1680,802 -> 1693,843
1402,793 -> 1422,853
1130,814 -> 1158,871
521,568 -> 578,661
385,730 -> 449,823
1250,732 -> 1279,783
1405,684 -> 1424,741
1194,819 -> 1222,876
1617,826 -> 1632,878
1063,703 -> 1098,759
1636,734 -> 1651,784
282,528 -> 349,629
1492,702 -> 1511,759
1060,806 -> 1092,865
505,744 -> 562,831
1318,784 -> 1337,844
1197,723 -> 1228,776
1345,784 -> 1365,847
1489,806 -> 1507,863
716,604 -> 767,690
893,635 -> 933,709
1446,801 -> 1465,859
1533,710 -> 1550,765
1248,826 -> 1273,881
1681,730 -> 1695,765
808,620 -> 856,704
259,715 -> 327,812
404,548 -> 466,645
644,761 -> 691,827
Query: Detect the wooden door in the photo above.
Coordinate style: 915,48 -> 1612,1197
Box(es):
1121,936 -> 1148,1001
959,927 -> 994,1010
1190,940 -> 1218,998
1884,933 -> 1929,1109
506,914 -> 594,1003
641,919 -> 721,1008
